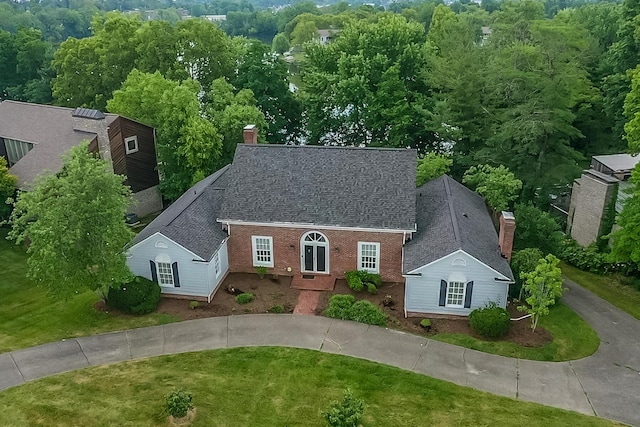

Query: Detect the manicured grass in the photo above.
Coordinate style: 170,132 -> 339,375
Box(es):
0,347 -> 618,426
432,302 -> 600,361
0,228 -> 177,353
560,261 -> 640,320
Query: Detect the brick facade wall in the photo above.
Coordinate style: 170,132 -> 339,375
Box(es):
226,224 -> 405,282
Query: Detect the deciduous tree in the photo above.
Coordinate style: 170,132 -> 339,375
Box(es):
462,164 -> 522,212
0,157 -> 17,221
416,152 -> 452,186
518,254 -> 564,332
7,143 -> 133,300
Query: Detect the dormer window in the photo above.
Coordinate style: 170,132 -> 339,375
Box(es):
124,136 -> 138,154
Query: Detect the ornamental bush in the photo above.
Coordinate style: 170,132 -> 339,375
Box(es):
323,294 -> 356,320
323,294 -> 387,326
345,270 -> 382,292
107,276 -> 161,315
324,388 -> 365,427
348,300 -> 387,326
165,389 -> 193,418
469,303 -> 511,338
235,292 -> 254,304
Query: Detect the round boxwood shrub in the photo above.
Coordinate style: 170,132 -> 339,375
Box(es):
348,300 -> 387,326
469,304 -> 511,338
107,276 -> 161,315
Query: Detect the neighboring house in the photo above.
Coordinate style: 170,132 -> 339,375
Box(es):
317,29 -> 341,45
127,126 -> 514,315
0,100 -> 162,216
567,153 -> 640,247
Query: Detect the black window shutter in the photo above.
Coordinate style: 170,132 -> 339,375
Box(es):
439,280 -> 447,306
464,281 -> 474,308
172,262 -> 180,287
150,260 -> 157,283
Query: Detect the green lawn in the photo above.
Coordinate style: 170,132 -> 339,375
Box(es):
432,301 -> 600,361
0,228 -> 177,353
560,261 -> 640,320
0,347 -> 619,427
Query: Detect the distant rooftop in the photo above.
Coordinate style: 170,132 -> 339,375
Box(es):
592,154 -> 640,174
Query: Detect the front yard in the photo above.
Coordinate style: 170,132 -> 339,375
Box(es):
0,228 -> 177,353
0,225 -> 599,363
0,347 -> 619,426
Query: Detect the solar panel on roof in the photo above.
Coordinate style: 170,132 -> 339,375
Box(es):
71,107 -> 105,120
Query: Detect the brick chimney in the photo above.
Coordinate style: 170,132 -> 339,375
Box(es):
498,211 -> 516,261
243,124 -> 258,144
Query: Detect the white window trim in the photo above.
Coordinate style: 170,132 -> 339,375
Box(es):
446,281 -> 466,308
251,236 -> 274,267
213,252 -> 221,278
357,242 -> 380,274
124,135 -> 139,154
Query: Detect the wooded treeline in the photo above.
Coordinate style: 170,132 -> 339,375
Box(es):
0,0 -> 637,204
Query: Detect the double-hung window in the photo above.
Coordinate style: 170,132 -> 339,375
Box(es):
157,261 -> 174,286
252,236 -> 274,267
446,281 -> 465,307
358,242 -> 380,273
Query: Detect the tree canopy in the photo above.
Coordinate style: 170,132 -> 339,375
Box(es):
462,164 -> 522,212
7,143 -> 133,300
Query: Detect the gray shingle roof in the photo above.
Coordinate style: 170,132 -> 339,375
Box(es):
130,166 -> 230,260
218,144 -> 417,230
0,101 -> 118,189
403,175 -> 513,280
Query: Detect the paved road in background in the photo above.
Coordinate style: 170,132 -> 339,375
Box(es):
0,279 -> 638,426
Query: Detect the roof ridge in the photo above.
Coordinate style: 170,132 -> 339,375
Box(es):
239,144 -> 414,152
1,100 -> 75,112
443,176 -> 460,243
164,166 -> 229,227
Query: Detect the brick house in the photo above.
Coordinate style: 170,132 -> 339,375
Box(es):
127,127 -> 514,316
0,100 -> 162,216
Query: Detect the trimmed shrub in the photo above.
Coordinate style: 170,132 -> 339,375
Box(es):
107,276 -> 161,315
469,304 -> 511,338
236,293 -> 254,304
345,270 -> 382,292
324,388 -> 365,427
165,389 -> 193,418
366,283 -> 377,294
420,318 -> 431,328
323,294 -> 356,320
559,238 -> 609,274
348,300 -> 387,326
323,294 -> 387,326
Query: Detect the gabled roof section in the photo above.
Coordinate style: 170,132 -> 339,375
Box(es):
131,166 -> 230,260
0,100 -> 119,189
403,175 -> 513,280
218,144 -> 417,231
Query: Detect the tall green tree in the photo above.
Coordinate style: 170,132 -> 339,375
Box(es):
462,164 -> 522,212
8,143 -> 133,300
235,42 -> 302,144
205,78 -> 267,166
52,12 -> 140,110
303,14 -> 434,150
0,157 -> 17,221
416,152 -> 452,186
518,254 -> 564,332
108,70 -> 222,201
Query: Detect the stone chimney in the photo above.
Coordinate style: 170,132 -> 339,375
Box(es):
71,108 -> 112,163
243,124 -> 258,144
498,211 -> 516,261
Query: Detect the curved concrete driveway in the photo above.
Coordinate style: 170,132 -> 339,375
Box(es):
0,279 -> 637,426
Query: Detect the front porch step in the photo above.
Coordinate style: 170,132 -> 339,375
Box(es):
291,274 -> 335,291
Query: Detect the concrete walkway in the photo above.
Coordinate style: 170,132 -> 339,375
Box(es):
0,280 -> 638,426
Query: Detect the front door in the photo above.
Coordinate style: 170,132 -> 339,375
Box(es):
301,232 -> 328,273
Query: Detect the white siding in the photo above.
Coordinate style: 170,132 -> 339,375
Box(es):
405,250 -> 510,316
205,241 -> 229,297
127,233 -> 227,299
